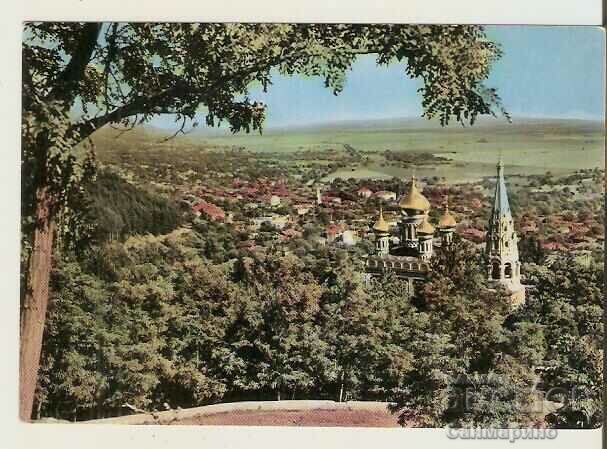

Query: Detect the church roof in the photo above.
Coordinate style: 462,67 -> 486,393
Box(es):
492,160 -> 511,218
438,202 -> 457,228
373,206 -> 390,233
417,214 -> 435,235
398,177 -> 431,212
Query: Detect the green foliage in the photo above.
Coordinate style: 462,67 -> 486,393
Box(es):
21,88 -> 96,259
387,238 -> 541,427
85,169 -> 182,242
25,24 -> 504,135
509,257 -> 604,428
36,227 -> 603,428
239,253 -> 328,399
518,235 -> 546,264
22,23 -> 507,248
39,231 -> 239,419
37,260 -> 107,420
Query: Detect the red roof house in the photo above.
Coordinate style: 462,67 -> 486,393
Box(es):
192,200 -> 226,221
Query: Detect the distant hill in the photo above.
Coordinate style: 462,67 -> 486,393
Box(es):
187,116 -> 605,136
87,124 -> 203,152
87,116 -> 604,164
86,115 -> 603,183
91,116 -> 603,143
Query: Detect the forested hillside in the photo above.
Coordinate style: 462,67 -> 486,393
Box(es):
86,170 -> 182,242
36,206 -> 603,428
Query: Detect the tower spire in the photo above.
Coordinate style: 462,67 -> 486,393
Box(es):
492,159 -> 511,218
485,160 -> 525,305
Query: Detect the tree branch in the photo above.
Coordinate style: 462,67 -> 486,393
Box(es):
68,45 -> 387,143
102,23 -> 120,116
46,23 -> 102,105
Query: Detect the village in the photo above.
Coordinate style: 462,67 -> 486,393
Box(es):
167,156 -> 604,264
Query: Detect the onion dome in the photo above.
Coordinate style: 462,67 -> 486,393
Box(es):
438,202 -> 457,228
399,176 -> 431,213
373,205 -> 390,233
417,214 -> 435,235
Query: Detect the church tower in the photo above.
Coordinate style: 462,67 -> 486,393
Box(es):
485,161 -> 525,304
372,205 -> 391,256
437,196 -> 457,247
398,176 -> 430,251
417,214 -> 435,260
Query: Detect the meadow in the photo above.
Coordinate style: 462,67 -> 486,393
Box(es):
94,117 -> 604,184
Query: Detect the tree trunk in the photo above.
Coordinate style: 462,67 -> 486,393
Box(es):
19,29 -> 102,419
19,186 -> 55,421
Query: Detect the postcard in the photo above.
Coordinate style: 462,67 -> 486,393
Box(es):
15,20 -> 605,448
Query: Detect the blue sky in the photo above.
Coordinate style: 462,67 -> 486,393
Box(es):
151,26 -> 605,130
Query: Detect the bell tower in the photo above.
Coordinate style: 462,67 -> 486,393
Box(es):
373,205 -> 390,256
485,160 -> 525,304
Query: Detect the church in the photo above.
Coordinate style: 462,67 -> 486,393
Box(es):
365,161 -> 526,304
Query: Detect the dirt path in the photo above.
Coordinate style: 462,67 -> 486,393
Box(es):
171,408 -> 401,427
83,400 -> 405,427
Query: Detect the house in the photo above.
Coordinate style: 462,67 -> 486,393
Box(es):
470,198 -> 483,209
294,204 -> 312,216
325,222 -> 347,243
272,182 -> 289,197
373,190 -> 397,201
341,230 -> 358,246
270,195 -> 281,207
460,227 -> 485,243
357,187 -> 373,198
271,215 -> 289,230
251,215 -> 289,231
542,241 -> 567,251
281,228 -> 303,240
321,194 -> 342,205
192,200 -> 225,221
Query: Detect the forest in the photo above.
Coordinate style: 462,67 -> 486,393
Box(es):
31,172 -> 603,429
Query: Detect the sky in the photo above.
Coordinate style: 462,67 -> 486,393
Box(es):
151,26 -> 605,130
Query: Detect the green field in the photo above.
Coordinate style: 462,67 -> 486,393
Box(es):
198,117 -> 605,182
93,117 -> 605,184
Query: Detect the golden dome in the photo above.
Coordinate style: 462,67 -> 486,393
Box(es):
438,202 -> 457,228
399,177 -> 431,212
417,214 -> 435,235
373,206 -> 390,233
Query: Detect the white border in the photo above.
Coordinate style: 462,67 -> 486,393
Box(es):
17,0 -> 605,24
1,1 -> 604,449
